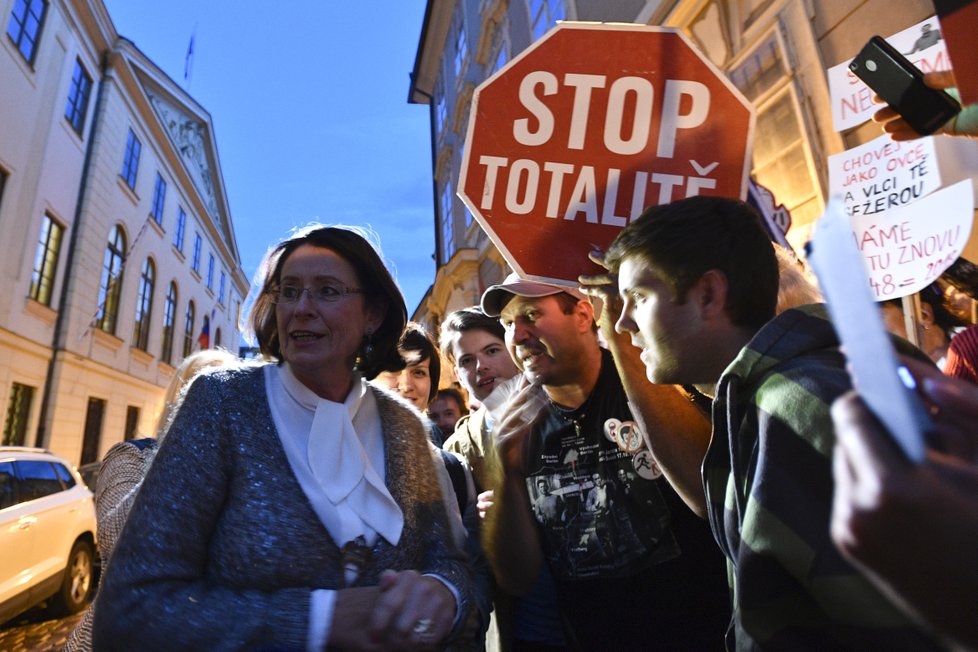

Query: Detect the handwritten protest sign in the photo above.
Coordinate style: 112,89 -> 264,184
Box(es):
828,133 -> 941,217
849,179 -> 973,299
828,18 -> 950,132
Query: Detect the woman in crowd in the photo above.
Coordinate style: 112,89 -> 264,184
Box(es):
377,322 -> 445,446
92,225 -> 473,651
882,283 -> 966,369
66,348 -> 238,652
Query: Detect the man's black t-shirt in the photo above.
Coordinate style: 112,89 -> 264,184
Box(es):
524,349 -> 729,650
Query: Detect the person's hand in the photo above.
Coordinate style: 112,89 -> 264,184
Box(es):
476,489 -> 494,519
367,570 -> 455,651
872,70 -> 978,140
830,367 -> 978,649
493,377 -> 548,478
578,251 -> 622,329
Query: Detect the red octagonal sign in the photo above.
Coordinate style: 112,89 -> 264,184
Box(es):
458,22 -> 755,286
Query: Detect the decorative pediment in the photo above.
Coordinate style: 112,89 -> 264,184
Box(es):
149,95 -> 219,219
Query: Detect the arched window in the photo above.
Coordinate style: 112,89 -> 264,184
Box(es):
215,327 -> 222,349
132,258 -> 155,351
160,282 -> 177,364
96,225 -> 126,334
182,300 -> 196,358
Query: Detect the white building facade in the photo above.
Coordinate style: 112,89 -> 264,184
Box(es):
0,0 -> 248,464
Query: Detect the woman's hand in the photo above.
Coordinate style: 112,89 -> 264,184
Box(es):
872,70 -> 978,140
367,570 -> 456,651
476,489 -> 494,519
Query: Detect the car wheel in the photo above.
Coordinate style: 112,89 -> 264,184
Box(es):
50,539 -> 95,616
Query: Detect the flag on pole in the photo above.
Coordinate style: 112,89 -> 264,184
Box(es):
196,314 -> 210,349
184,30 -> 195,82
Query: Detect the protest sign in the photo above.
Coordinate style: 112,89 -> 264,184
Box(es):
457,22 -> 754,285
828,18 -> 951,132
828,133 -> 942,217
850,178 -> 974,299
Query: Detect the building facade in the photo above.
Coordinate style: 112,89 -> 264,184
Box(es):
409,0 -> 978,329
0,0 -> 248,464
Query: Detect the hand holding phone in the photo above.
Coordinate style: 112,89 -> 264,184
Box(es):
849,35 -> 960,136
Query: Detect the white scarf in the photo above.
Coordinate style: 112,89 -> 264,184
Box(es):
265,364 -> 404,550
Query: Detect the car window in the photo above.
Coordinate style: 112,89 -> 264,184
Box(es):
52,462 -> 76,489
0,461 -> 16,510
16,460 -> 66,502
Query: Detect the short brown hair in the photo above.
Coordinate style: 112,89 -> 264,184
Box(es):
247,225 -> 406,378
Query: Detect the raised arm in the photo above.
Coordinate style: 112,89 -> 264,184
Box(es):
580,259 -> 713,517
481,381 -> 548,595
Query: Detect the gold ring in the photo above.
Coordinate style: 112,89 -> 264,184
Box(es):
412,617 -> 434,637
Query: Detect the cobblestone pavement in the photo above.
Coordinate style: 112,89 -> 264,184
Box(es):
0,606 -> 86,652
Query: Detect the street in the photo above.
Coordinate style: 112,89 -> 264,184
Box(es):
0,606 -> 85,651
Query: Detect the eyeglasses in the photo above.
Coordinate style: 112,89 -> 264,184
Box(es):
269,283 -> 366,305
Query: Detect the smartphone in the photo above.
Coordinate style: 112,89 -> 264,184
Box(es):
808,199 -> 929,463
849,35 -> 960,135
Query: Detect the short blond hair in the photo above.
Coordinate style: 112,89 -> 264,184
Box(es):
156,348 -> 238,439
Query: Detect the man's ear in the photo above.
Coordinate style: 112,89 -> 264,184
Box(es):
694,270 -> 729,320
574,298 -> 595,331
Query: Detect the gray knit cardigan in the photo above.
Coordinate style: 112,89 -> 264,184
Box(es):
91,364 -> 473,651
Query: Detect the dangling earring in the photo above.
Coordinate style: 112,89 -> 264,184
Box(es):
357,331 -> 375,370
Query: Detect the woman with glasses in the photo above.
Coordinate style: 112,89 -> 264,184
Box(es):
93,225 -> 473,651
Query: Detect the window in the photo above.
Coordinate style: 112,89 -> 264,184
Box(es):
121,129 -> 141,190
491,23 -> 510,74
3,382 -> 35,446
124,406 -> 140,441
453,9 -> 468,80
191,232 -> 202,272
173,207 -> 187,252
182,300 -> 195,358
0,462 -> 15,509
96,225 -> 126,334
218,271 -> 226,305
435,77 -> 448,135
729,32 -> 821,231
528,0 -> 564,41
29,213 -> 63,306
150,173 -> 166,225
6,0 -> 46,64
160,281 -> 177,364
80,397 -> 105,465
16,460 -> 64,502
132,258 -> 155,351
64,59 -> 92,135
214,327 -> 222,349
440,178 -> 455,263
206,254 -> 215,290
0,168 -> 7,209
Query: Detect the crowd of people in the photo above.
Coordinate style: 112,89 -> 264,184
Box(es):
68,71 -> 978,651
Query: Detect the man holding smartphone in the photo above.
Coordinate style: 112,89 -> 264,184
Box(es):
594,195 -> 941,650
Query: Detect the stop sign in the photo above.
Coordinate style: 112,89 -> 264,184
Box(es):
458,22 -> 755,286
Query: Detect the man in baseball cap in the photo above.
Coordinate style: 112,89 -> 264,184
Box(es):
479,270 -> 729,650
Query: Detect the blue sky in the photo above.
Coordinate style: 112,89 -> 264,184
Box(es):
102,1 -> 435,314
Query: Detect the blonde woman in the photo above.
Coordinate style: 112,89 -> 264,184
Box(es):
65,348 -> 237,652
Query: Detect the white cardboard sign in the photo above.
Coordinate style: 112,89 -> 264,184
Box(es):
827,133 -> 942,218
828,18 -> 951,132
849,178 -> 974,300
